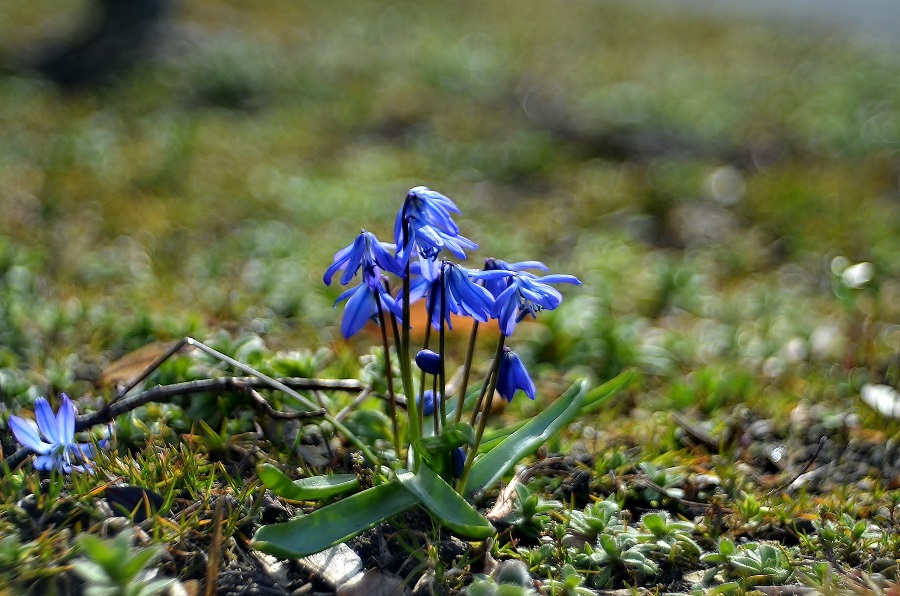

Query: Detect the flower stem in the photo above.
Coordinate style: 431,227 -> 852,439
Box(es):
438,262 -> 448,429
456,333 -> 506,494
454,320 -> 479,425
418,291 -> 436,435
400,260 -> 420,459
375,292 -> 401,458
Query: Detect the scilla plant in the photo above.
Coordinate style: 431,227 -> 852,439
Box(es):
252,186 -> 625,558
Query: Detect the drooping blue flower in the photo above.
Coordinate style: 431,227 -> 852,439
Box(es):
406,261 -> 500,330
8,394 -> 101,473
490,270 -> 582,336
417,390 -> 442,416
324,230 -> 402,289
415,349 -> 441,375
496,348 -> 536,402
333,279 -> 402,338
395,186 -> 476,266
483,257 -> 549,298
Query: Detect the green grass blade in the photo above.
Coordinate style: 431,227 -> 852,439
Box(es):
464,379 -> 590,498
398,464 -> 495,540
257,464 -> 360,501
251,481 -> 417,558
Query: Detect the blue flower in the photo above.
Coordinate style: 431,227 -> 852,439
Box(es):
333,279 -> 402,338
417,390 -> 442,416
395,186 -> 476,266
483,258 -> 548,298
324,230 -> 402,288
490,270 -> 582,336
8,394 -> 101,473
407,261 -> 497,330
415,349 -> 441,375
496,348 -> 535,402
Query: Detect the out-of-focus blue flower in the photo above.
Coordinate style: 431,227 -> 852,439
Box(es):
496,348 -> 535,402
490,270 -> 582,336
395,186 -> 476,266
417,390 -> 442,416
415,349 -> 441,375
333,279 -> 402,338
324,230 -> 402,288
8,394 -> 101,473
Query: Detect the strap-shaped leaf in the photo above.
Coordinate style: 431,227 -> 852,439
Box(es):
580,369 -> 634,414
257,464 -> 359,501
479,370 -> 633,451
463,379 -> 589,497
398,464 -> 495,540
252,481 -> 417,558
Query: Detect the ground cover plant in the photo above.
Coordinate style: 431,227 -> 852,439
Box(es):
3,0 -> 900,594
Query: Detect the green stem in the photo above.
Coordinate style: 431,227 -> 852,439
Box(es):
456,333 -> 506,493
438,262 -> 448,429
418,292 -> 436,435
375,293 -> 401,458
454,320 -> 479,425
400,262 -> 420,458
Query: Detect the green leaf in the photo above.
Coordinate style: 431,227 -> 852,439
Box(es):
119,546 -> 163,584
257,464 -> 359,501
580,369 -> 635,413
415,422 -> 474,456
398,464 -> 495,540
479,371 -> 632,451
641,512 -> 666,536
71,560 -> 111,585
343,408 -> 393,442
77,534 -> 122,571
464,379 -> 590,497
252,481 -> 417,558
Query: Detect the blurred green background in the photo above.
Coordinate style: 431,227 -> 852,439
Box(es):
0,0 -> 899,407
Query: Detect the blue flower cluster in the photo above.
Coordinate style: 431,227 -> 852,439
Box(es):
326,186 -> 581,402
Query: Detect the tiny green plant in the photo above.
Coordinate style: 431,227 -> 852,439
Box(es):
72,531 -> 178,596
502,482 -> 563,539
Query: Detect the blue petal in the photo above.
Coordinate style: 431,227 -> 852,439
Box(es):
339,234 -> 368,286
8,416 -> 52,454
35,397 -> 59,444
378,286 -> 403,320
323,242 -> 353,285
520,284 -> 562,309
537,274 -> 582,285
58,394 -> 76,443
333,285 -> 358,307
511,355 -> 536,400
371,238 -> 403,276
496,356 -> 516,401
414,223 -> 445,255
33,454 -> 57,471
491,285 -> 520,336
341,284 -> 375,338
509,260 -> 548,272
